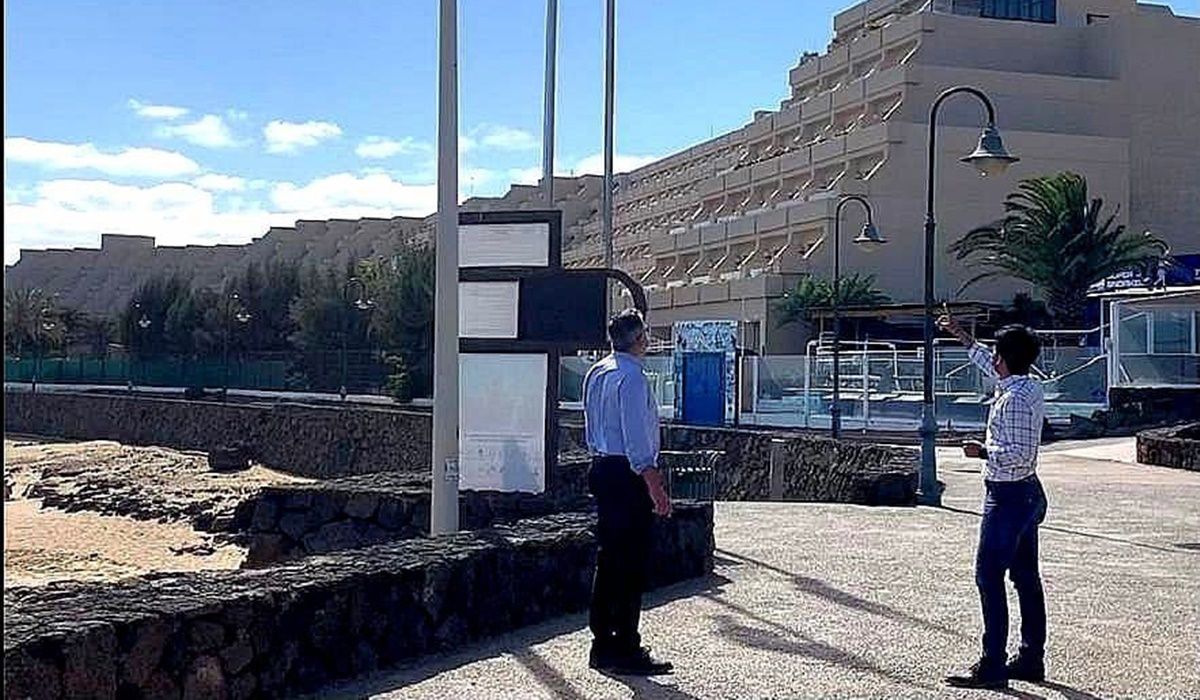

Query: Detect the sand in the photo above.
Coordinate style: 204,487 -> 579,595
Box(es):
3,438 -> 307,588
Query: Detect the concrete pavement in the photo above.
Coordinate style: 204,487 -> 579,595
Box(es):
313,438 -> 1200,699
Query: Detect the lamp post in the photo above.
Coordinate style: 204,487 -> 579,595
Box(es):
920,85 -> 1019,505
340,277 -> 374,401
32,307 -> 57,394
222,293 -> 252,402
128,304 -> 151,393
830,195 -> 887,439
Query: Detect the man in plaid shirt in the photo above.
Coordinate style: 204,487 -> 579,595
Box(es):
940,315 -> 1049,690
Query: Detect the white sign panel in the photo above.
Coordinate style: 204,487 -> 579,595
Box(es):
459,353 -> 547,493
459,282 -> 519,338
460,222 -> 550,268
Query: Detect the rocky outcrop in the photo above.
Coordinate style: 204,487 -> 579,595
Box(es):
4,507 -> 714,700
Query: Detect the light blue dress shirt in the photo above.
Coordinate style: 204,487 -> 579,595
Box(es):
582,352 -> 661,474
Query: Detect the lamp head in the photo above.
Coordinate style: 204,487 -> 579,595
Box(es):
853,221 -> 888,251
354,298 -> 375,311
961,124 -> 1019,177
138,315 -> 151,329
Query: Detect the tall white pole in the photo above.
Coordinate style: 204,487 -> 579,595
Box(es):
431,0 -> 460,535
602,0 -> 615,272
542,0 -> 558,204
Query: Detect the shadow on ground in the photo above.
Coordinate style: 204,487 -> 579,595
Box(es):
306,573 -> 732,699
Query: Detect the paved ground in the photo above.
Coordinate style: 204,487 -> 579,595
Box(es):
315,438 -> 1199,699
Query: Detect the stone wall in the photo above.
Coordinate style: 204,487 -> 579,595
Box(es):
6,391 -> 916,502
239,461 -> 592,565
563,421 -> 917,505
3,508 -> 713,700
4,391 -> 430,479
1136,422 -> 1200,472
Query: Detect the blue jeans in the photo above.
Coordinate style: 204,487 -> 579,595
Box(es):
976,475 -> 1048,668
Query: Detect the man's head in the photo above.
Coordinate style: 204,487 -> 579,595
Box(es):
993,324 -> 1041,378
608,309 -> 648,357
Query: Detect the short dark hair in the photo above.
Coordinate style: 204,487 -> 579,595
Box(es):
608,309 -> 646,352
995,324 -> 1041,375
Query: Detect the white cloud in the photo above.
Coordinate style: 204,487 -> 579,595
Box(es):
128,99 -> 190,120
572,152 -> 661,176
4,137 -> 200,177
156,114 -> 238,148
270,172 -> 436,213
355,136 -> 428,160
263,119 -> 342,154
4,172 -> 442,265
471,123 -> 538,151
192,174 -> 247,192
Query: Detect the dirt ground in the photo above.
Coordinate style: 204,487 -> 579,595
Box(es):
3,438 -> 306,587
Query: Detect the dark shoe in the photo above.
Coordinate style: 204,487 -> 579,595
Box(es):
604,646 -> 673,676
588,645 -> 617,670
945,661 -> 1008,689
1006,655 -> 1045,682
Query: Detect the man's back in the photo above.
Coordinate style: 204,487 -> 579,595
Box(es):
582,352 -> 659,470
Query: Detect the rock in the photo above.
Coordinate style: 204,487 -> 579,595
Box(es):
302,520 -> 360,554
219,639 -> 254,675
243,534 -> 288,568
62,624 -> 118,699
208,446 -> 249,473
249,499 -> 278,531
120,617 -> 173,686
344,492 -> 379,519
182,655 -> 227,700
188,620 -> 226,654
278,512 -> 312,540
376,499 -> 408,530
3,647 -> 62,700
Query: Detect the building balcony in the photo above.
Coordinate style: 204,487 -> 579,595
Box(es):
812,135 -> 847,164
865,63 -> 910,98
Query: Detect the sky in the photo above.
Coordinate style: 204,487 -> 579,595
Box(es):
5,0 -> 1199,265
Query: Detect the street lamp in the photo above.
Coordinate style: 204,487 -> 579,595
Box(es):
222,292 -> 252,402
128,302 -> 151,393
919,85 -> 1019,505
340,277 -> 375,401
830,195 -> 887,439
32,308 -> 57,394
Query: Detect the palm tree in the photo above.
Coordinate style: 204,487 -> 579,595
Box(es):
949,172 -> 1166,327
4,288 -> 60,357
775,273 -> 890,327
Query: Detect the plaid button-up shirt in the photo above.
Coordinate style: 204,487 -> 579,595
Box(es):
968,342 -> 1044,482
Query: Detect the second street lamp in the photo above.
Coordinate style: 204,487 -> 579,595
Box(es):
831,195 -> 887,439
222,292 -> 252,402
919,85 -> 1019,505
340,277 -> 375,401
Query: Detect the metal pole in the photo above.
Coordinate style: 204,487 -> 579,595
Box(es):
831,195 -> 872,440
921,86 -> 998,506
223,297 -> 231,402
602,0 -> 615,274
340,283 -> 349,401
831,207 -> 842,439
541,0 -> 558,204
431,0 -> 461,535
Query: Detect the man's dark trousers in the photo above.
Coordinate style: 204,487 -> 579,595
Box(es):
589,455 -> 653,657
976,475 -> 1048,669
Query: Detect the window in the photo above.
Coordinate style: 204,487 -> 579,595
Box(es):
952,0 -> 1055,23
1153,311 -> 1193,354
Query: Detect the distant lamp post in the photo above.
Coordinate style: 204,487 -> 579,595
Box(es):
830,195 -> 887,439
128,302 -> 151,393
32,308 -> 57,394
222,292 -> 252,402
920,85 -> 1019,505
340,277 -> 375,401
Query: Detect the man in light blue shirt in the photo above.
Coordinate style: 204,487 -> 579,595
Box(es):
583,309 -> 673,676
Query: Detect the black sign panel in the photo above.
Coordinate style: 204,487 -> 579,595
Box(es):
519,271 -> 607,347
